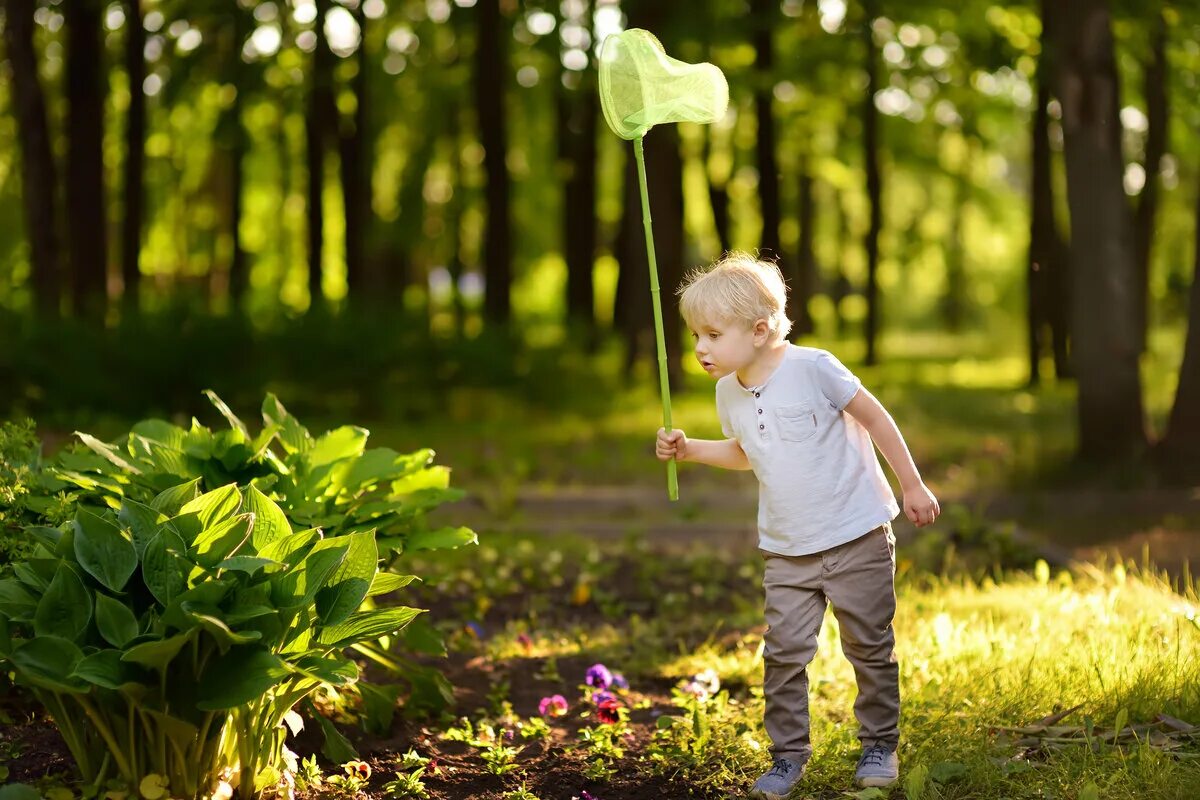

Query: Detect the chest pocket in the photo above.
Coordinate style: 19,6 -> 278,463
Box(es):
773,403 -> 818,442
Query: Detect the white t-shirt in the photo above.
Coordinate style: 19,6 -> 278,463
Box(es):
716,344 -> 900,556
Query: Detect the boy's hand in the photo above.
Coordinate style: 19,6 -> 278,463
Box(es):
903,483 -> 940,527
656,428 -> 689,462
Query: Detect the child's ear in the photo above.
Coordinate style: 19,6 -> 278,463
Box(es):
753,318 -> 771,343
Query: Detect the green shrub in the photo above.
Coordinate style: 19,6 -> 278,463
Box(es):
0,393 -> 476,799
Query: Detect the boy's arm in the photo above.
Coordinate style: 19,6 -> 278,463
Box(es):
683,437 -> 752,470
657,429 -> 751,471
843,388 -> 940,526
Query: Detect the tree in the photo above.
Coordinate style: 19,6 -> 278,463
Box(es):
1133,9 -> 1167,353
340,0 -> 372,302
752,0 -> 782,264
65,0 -> 109,318
1156,172 -> 1200,481
4,0 -> 61,316
305,0 -> 338,312
121,0 -> 146,312
861,0 -> 883,365
474,0 -> 512,325
1055,0 -> 1146,461
558,0 -> 599,343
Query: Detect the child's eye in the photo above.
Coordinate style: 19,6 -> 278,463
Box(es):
709,333 -> 720,340
690,332 -> 699,340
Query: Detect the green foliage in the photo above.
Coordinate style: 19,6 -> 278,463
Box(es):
0,393 -> 476,800
0,419 -> 54,566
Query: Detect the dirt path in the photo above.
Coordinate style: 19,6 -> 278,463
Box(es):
434,483 -> 1200,575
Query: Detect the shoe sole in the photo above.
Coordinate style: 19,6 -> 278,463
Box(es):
857,776 -> 898,788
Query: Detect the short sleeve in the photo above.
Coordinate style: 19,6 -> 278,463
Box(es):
716,385 -> 736,438
815,351 -> 861,411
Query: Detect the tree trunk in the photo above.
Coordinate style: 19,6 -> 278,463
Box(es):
1028,78 -> 1053,386
862,1 -> 883,365
306,0 -> 337,312
4,0 -> 61,316
65,0 -> 108,318
613,145 -> 644,356
753,0 -> 782,264
121,0 -> 146,312
1133,10 -> 1167,353
558,16 -> 598,343
792,156 -> 816,338
341,1 -> 371,303
474,0 -> 512,325
703,126 -> 732,255
1056,0 -> 1146,462
227,5 -> 249,309
1156,171 -> 1200,481
832,188 -> 850,337
1039,0 -> 1072,380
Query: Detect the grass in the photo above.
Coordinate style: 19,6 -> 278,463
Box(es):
392,531 -> 1200,800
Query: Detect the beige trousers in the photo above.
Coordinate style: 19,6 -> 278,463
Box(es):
759,523 -> 900,762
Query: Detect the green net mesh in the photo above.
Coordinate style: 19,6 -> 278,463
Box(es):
598,28 -> 729,141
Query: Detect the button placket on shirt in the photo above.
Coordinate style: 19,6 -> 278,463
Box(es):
754,390 -> 767,436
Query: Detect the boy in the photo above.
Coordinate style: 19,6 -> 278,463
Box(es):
654,253 -> 939,798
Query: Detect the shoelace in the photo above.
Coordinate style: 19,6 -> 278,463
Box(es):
859,746 -> 889,768
767,758 -> 795,778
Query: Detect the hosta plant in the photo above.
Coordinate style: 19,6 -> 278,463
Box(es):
15,392 -> 475,707
0,393 -> 477,798
0,484 -> 420,800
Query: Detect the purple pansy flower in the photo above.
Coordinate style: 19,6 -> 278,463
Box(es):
585,663 -> 613,689
611,672 -> 629,690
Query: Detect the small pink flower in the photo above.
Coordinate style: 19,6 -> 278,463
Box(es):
517,632 -> 533,653
539,694 -> 569,717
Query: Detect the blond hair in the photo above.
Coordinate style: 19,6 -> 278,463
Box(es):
677,251 -> 792,340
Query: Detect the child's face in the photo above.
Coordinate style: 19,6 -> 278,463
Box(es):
688,317 -> 770,378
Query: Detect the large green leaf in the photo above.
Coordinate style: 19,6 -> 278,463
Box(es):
150,478 -> 203,516
196,646 -> 290,710
289,654 -> 358,685
10,636 -> 87,693
73,432 -> 143,474
188,513 -> 253,568
142,528 -> 191,606
366,573 -> 419,597
34,566 -> 92,641
316,606 -> 424,649
130,419 -> 188,450
72,649 -> 139,689
333,448 -> 434,497
304,426 -> 369,470
204,389 -> 250,437
271,541 -> 349,608
315,532 -> 378,626
117,499 -> 168,559
180,484 -> 242,530
243,484 -> 291,549
405,526 -> 478,552
262,394 -> 312,455
95,592 -> 140,648
182,604 -> 263,653
122,630 -> 194,672
0,579 -> 39,620
74,508 -> 138,592
257,528 -> 321,570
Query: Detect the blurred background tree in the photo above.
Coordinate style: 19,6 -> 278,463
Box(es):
0,0 -> 1197,483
